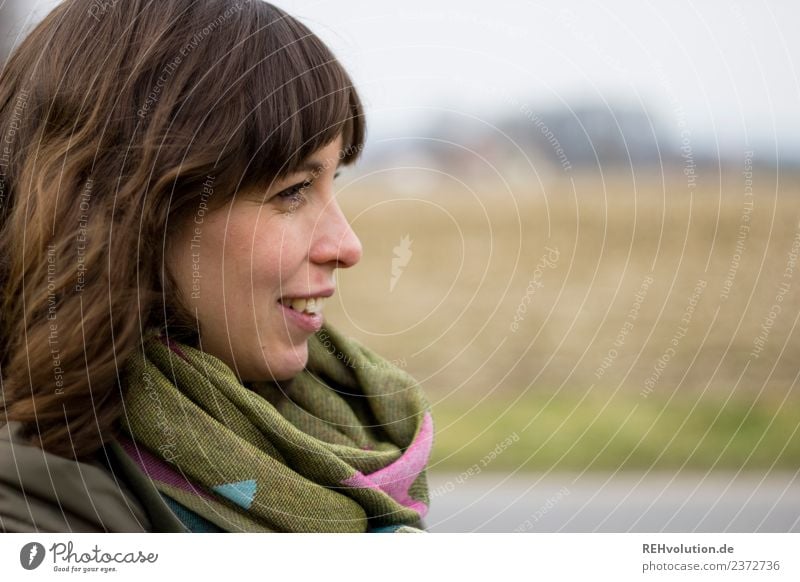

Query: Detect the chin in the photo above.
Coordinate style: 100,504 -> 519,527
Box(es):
264,346 -> 308,381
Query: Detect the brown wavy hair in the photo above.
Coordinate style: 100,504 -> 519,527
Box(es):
0,0 -> 366,461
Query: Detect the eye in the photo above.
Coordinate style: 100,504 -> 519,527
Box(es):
274,179 -> 313,210
273,170 -> 342,210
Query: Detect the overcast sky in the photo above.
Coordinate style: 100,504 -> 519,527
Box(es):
13,0 -> 800,159
276,0 -> 800,159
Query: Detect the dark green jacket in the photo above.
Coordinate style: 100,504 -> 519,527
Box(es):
0,422 -> 188,533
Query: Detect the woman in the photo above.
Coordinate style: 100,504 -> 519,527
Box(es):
0,0 -> 433,533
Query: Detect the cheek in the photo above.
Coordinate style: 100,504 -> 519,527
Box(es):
181,209 -> 313,306
250,216 -> 314,277
246,217 -> 311,288
167,224 -> 203,298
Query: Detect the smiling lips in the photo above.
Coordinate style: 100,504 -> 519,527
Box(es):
278,296 -> 326,333
278,296 -> 327,315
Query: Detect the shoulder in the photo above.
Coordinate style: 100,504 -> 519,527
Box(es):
0,421 -> 153,533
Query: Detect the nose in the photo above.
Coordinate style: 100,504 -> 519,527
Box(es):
310,199 -> 362,269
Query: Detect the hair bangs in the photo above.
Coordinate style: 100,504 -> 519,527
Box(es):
231,4 -> 366,192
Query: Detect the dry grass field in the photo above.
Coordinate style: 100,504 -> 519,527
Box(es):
326,164 -> 800,471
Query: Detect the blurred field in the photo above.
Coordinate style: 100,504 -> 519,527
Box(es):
327,164 -> 800,471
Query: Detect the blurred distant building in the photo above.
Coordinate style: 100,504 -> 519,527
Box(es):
361,101 -> 681,184
515,103 -> 667,167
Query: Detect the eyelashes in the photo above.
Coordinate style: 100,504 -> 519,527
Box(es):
275,180 -> 311,203
273,170 -> 342,210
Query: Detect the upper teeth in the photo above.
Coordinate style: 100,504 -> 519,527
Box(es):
283,297 -> 326,314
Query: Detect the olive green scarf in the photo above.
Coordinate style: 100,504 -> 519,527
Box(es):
118,324 -> 433,533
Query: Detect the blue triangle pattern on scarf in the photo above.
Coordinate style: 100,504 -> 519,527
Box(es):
212,479 -> 257,510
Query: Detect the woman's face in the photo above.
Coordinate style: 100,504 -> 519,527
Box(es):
166,134 -> 362,381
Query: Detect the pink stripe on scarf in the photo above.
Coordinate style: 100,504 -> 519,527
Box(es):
117,435 -> 216,502
158,334 -> 189,362
341,411 -> 433,517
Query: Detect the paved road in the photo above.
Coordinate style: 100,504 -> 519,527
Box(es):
425,471 -> 800,532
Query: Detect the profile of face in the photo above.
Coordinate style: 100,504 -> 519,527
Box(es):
166,134 -> 362,382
